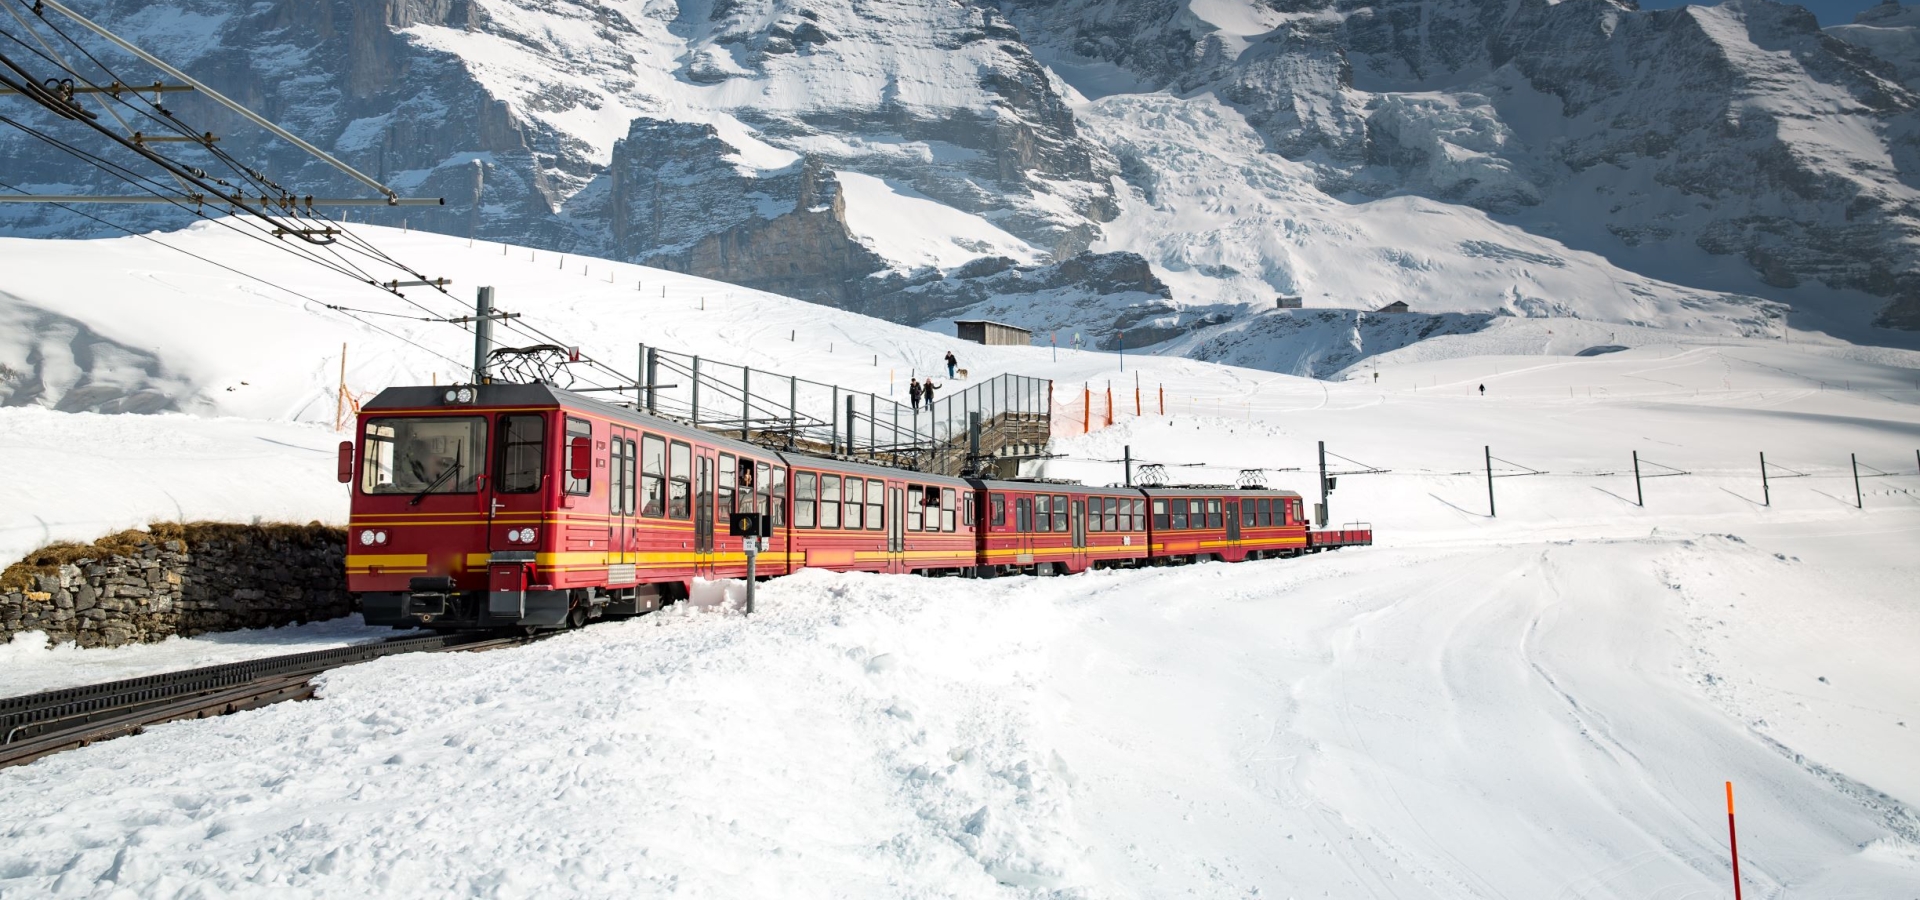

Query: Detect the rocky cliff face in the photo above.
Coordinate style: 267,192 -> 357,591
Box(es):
1006,0 -> 1920,332
3,0 -> 1918,361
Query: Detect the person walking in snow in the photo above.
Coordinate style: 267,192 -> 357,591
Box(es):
909,378 -> 923,411
945,351 -> 957,379
922,377 -> 937,406
1478,384 -> 1485,397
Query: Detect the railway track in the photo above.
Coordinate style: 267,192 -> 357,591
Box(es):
0,631 -> 535,769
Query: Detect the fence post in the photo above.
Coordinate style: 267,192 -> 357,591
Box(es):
1760,452 -> 1769,507
1633,450 -> 1643,507
1486,445 -> 1496,518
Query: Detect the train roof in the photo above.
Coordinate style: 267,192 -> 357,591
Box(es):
1141,485 -> 1303,498
969,478 -> 1142,495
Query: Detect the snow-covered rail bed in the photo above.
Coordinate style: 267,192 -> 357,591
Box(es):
0,521 -> 1913,898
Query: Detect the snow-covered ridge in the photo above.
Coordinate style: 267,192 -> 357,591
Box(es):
3,0 -> 1920,368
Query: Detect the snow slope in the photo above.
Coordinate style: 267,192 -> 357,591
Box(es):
0,221 -> 1917,894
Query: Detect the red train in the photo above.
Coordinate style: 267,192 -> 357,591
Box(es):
340,384 -> 1371,630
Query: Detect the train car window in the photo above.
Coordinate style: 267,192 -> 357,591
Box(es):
907,487 -> 924,531
718,454 -> 736,516
1088,499 -> 1103,533
963,492 -> 975,528
563,418 -> 592,495
1186,499 -> 1202,528
1030,495 -> 1048,533
1131,499 -> 1145,532
844,477 -> 865,529
364,417 -> 487,496
1052,495 -> 1069,533
756,463 -> 772,516
493,415 -> 542,494
795,472 -> 817,527
1103,497 -> 1119,532
1016,497 -> 1032,533
1261,499 -> 1274,527
668,441 -> 692,519
942,488 -> 957,532
1152,499 -> 1169,530
990,494 -> 1006,528
820,475 -> 842,528
1207,498 -> 1223,529
1169,499 -> 1187,530
640,435 -> 666,517
867,480 -> 885,531
770,467 -> 787,525
1243,499 -> 1257,529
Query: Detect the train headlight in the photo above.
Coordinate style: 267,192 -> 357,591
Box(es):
455,387 -> 474,403
375,530 -> 388,544
360,530 -> 375,546
444,389 -> 457,403
518,527 -> 537,543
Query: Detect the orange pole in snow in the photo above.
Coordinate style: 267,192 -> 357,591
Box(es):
1158,384 -> 1165,416
1105,383 -> 1113,427
1083,384 -> 1090,434
1727,782 -> 1743,900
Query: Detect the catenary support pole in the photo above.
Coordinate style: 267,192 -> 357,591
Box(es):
831,385 -> 840,454
1124,445 -> 1133,487
473,286 -> 494,383
1633,450 -> 1643,507
741,367 -> 752,442
1486,445 -> 1496,518
645,348 -> 658,413
788,377 -> 797,445
1318,440 -> 1329,527
1853,453 -> 1863,509
846,393 -> 857,457
691,357 -> 702,425
636,343 -> 647,403
1760,452 -> 1770,507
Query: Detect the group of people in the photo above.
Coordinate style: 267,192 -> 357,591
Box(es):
908,351 -> 960,411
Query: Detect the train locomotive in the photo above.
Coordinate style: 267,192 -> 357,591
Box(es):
340,383 -> 1371,630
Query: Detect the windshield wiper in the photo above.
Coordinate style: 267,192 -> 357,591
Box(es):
409,456 -> 462,506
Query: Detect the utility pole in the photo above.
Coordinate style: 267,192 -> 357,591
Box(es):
472,286 -> 493,384
1124,445 -> 1133,487
741,366 -> 752,442
644,348 -> 659,413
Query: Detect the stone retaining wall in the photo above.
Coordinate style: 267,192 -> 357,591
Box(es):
0,525 -> 348,648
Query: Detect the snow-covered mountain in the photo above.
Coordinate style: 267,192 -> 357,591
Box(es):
3,0 -> 1919,369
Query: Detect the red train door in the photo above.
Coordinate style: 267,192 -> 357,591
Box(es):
694,449 -> 715,577
887,486 -> 905,573
1070,499 -> 1088,572
485,412 -> 552,619
610,425 -> 638,587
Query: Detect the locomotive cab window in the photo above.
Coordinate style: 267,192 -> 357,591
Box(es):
494,414 -> 543,494
362,417 -> 486,496
563,417 -> 592,496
